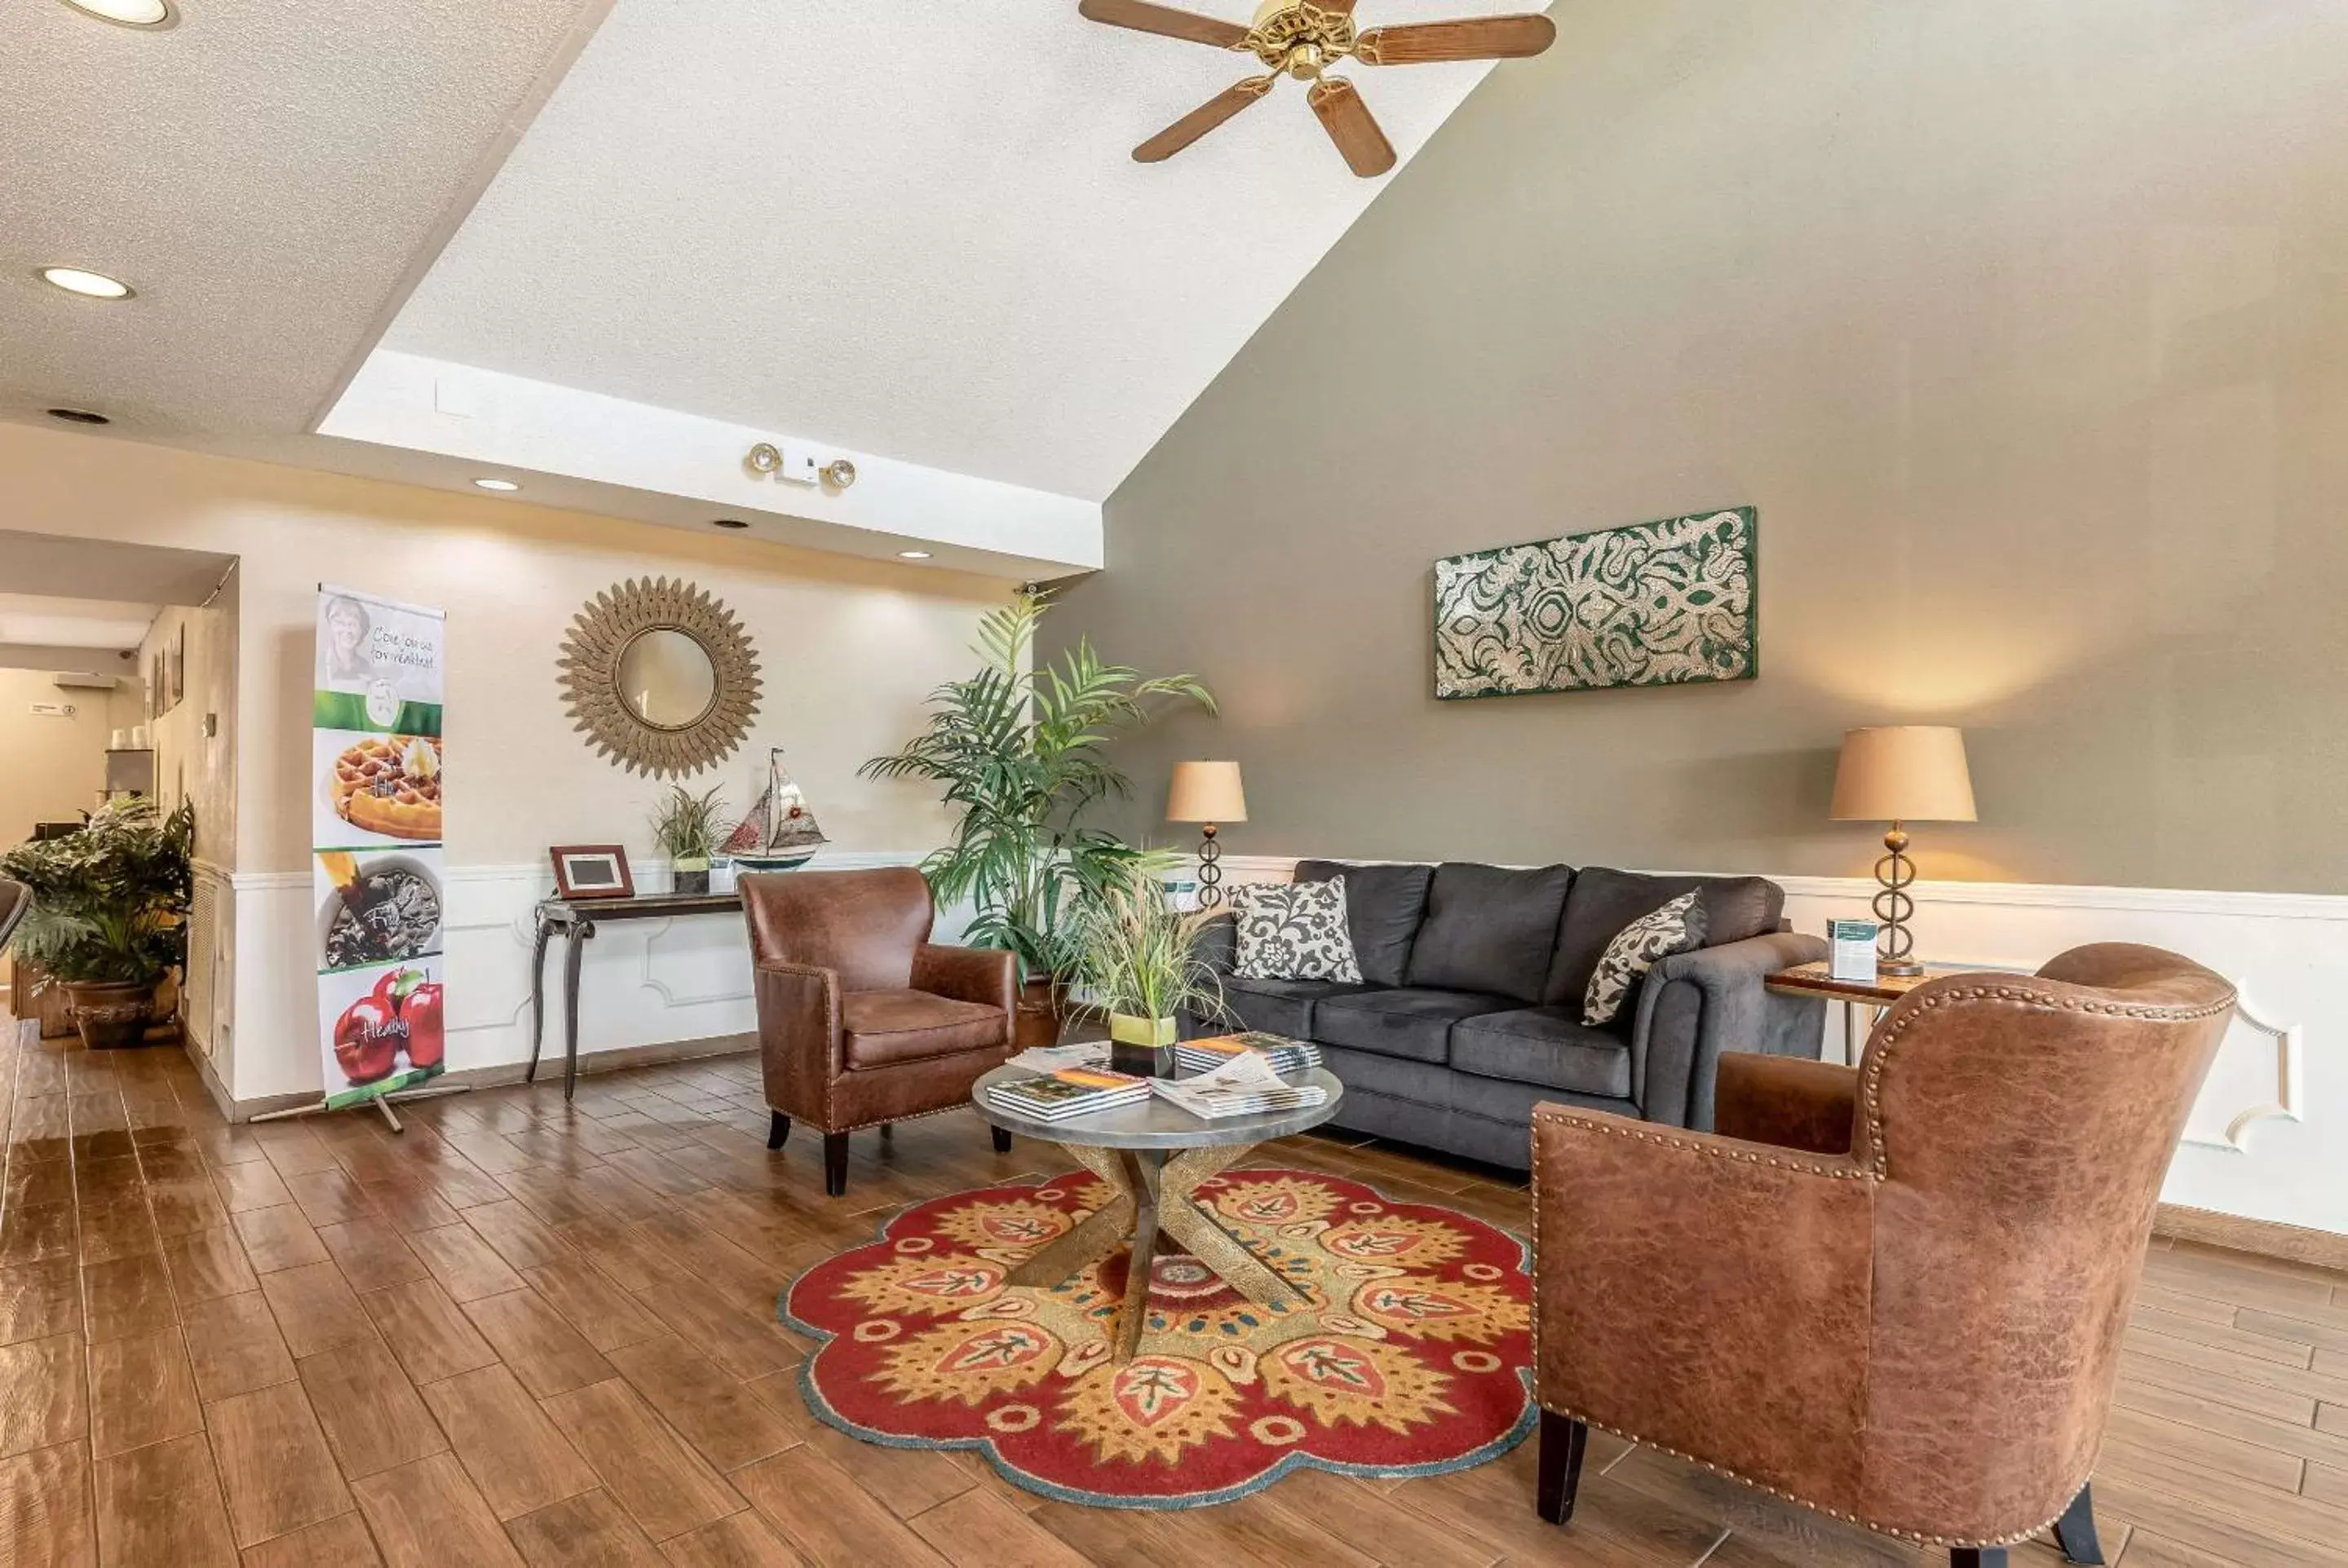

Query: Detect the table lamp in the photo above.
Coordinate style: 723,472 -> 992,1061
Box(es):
1829,726 -> 1975,976
1167,761 -> 1246,909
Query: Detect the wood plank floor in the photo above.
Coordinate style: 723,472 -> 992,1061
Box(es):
3,1013 -> 2346,1566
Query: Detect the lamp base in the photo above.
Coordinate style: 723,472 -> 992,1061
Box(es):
1877,957 -> 1925,978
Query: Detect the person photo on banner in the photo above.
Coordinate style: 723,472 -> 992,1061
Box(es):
321,593 -> 377,689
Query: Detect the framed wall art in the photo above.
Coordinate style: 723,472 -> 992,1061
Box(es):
1433,506 -> 1758,699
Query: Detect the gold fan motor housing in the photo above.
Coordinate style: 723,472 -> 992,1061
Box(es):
1245,2 -> 1358,79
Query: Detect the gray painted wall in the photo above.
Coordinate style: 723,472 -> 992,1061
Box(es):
1045,0 -> 2348,894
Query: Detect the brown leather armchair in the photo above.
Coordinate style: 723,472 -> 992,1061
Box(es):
1529,944 -> 2235,1568
741,867 -> 1017,1196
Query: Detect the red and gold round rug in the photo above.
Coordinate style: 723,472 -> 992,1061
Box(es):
780,1166 -> 1532,1508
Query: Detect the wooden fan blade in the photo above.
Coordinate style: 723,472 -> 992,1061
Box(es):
1078,0 -> 1249,49
1307,77 -> 1395,177
1355,15 -> 1557,64
1135,75 -> 1276,161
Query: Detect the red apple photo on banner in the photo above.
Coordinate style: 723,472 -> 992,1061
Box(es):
318,956 -> 447,1109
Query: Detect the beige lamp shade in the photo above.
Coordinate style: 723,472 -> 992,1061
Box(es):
1830,727 -> 1976,823
1167,760 -> 1247,824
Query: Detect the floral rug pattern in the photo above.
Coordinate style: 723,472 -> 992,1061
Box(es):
780,1167 -> 1533,1508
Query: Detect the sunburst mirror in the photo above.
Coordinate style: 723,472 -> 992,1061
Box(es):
559,577 -> 762,778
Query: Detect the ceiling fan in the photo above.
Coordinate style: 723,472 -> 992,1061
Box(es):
1079,0 -> 1557,177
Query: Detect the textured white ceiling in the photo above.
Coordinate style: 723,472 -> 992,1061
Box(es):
0,595 -> 161,651
0,0 -> 608,440
0,529 -> 235,606
382,0 -> 1539,500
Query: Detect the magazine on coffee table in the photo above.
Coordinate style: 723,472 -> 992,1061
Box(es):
1151,1052 -> 1326,1120
989,1067 -> 1151,1121
1174,1031 -> 1322,1077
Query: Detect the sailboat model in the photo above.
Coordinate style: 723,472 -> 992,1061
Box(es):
723,748 -> 829,870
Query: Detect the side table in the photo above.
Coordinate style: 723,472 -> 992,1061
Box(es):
1762,961 -> 1974,1064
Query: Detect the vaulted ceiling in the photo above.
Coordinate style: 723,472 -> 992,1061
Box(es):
1,0 -> 1543,573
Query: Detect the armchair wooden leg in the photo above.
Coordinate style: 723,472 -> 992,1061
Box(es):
1950,1551 -> 2008,1567
992,1126 -> 1013,1153
823,1133 -> 849,1197
1535,1410 -> 1588,1525
766,1112 -> 789,1151
2052,1484 -> 2103,1565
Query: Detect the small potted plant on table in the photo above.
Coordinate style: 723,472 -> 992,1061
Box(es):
651,784 -> 727,895
1074,875 -> 1225,1077
0,797 -> 194,1050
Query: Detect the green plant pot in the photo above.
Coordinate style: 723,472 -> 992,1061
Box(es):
672,857 -> 711,895
64,980 -> 157,1051
1108,1011 -> 1176,1078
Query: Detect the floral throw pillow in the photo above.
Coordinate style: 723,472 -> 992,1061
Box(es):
1582,890 -> 1708,1027
1233,877 -> 1363,984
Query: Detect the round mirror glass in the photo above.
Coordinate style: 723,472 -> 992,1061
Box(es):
617,628 -> 718,731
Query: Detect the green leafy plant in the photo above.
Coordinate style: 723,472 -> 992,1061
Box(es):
0,797 -> 194,987
860,586 -> 1214,981
649,783 -> 729,867
1072,875 -> 1227,1027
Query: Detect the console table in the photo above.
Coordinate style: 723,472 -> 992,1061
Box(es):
529,890 -> 745,1100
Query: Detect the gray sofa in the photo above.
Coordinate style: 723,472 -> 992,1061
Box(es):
1188,860 -> 1828,1170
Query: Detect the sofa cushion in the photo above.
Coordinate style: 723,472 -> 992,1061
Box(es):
1448,1069 -> 1635,1135
1210,975 -> 1372,1040
1583,890 -> 1708,1026
1312,1042 -> 1457,1107
1404,863 -> 1575,1004
1233,879 -> 1361,983
842,989 -> 1007,1069
1295,860 -> 1434,987
1545,868 -> 1784,1007
1313,987 -> 1516,1065
1451,1007 -> 1635,1099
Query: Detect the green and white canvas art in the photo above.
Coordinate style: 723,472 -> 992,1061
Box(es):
1433,507 -> 1758,699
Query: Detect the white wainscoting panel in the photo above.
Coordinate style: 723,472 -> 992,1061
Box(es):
1218,855 -> 2346,1239
227,852 -> 926,1104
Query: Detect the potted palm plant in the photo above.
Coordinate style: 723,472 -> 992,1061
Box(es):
0,797 -> 193,1050
1072,874 -> 1227,1076
650,783 -> 728,894
861,587 -> 1214,1045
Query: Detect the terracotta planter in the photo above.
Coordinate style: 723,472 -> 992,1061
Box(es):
1012,978 -> 1066,1049
63,979 -> 158,1051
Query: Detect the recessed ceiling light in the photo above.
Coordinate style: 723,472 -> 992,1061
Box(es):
46,407 -> 112,426
60,0 -> 176,27
38,267 -> 135,300
897,550 -> 932,560
472,478 -> 520,492
710,518 -> 750,530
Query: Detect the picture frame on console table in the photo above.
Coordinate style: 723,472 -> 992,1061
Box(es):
551,844 -> 635,900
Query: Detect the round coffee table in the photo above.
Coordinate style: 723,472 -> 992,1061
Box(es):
972,1062 -> 1346,1361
